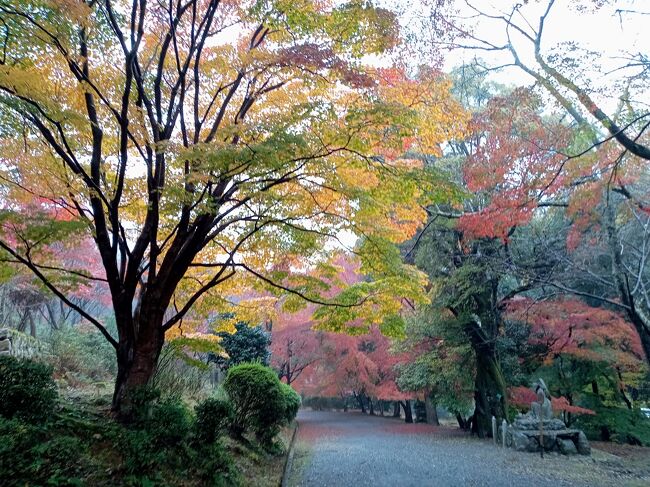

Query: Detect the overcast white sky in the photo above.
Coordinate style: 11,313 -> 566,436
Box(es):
386,0 -> 649,111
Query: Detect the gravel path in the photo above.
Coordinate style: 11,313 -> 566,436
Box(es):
285,410 -> 650,487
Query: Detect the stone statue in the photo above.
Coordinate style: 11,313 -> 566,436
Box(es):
505,378 -> 591,456
530,378 -> 553,420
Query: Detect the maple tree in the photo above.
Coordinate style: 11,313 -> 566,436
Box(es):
415,1 -> 650,364
453,82 -> 650,365
0,203 -> 111,336
294,326 -> 407,414
271,255 -> 412,415
271,306 -> 321,386
506,298 -> 647,416
0,0 -> 466,415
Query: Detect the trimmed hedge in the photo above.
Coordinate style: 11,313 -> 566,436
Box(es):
223,362 -> 300,446
0,355 -> 57,422
195,396 -> 233,444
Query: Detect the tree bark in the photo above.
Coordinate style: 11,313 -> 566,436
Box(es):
111,311 -> 165,417
470,333 -> 507,438
369,397 -> 375,415
604,206 -> 650,366
393,401 -> 400,418
401,400 -> 413,423
424,391 -> 439,425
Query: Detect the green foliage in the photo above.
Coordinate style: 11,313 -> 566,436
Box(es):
224,363 -> 279,438
395,312 -> 475,417
48,326 -> 117,384
216,321 -> 271,369
195,396 -> 234,445
0,417 -> 89,487
147,399 -> 192,447
0,355 -> 57,422
166,335 -> 224,369
575,398 -> 650,446
223,363 -> 298,447
280,382 -> 301,424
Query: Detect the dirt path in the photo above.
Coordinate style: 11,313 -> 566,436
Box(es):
285,410 -> 650,487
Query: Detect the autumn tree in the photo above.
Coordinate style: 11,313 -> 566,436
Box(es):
0,0 -> 468,416
506,297 -> 646,415
271,306 -> 322,386
416,1 -> 650,363
395,310 -> 475,428
425,0 -> 650,161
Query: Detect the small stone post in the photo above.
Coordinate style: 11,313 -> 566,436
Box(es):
492,416 -> 497,444
502,419 -> 507,448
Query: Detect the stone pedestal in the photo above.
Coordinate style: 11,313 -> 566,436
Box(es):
505,416 -> 590,455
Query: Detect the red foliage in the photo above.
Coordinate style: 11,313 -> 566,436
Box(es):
271,254 -> 409,401
508,386 -> 595,416
505,297 -> 644,370
457,89 -> 632,243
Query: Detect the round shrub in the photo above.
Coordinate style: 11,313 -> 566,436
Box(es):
146,399 -> 192,447
280,382 -> 301,424
194,397 -> 234,444
223,363 -> 283,439
0,355 -> 57,422
223,363 -> 302,447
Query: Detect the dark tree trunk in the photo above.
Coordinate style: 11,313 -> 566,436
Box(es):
369,398 -> 375,415
467,323 -> 507,438
111,311 -> 166,417
456,413 -> 469,430
604,207 -> 650,367
591,380 -> 600,398
625,308 -> 650,367
356,393 -> 366,414
393,401 -> 400,418
401,400 -> 413,423
424,392 -> 439,426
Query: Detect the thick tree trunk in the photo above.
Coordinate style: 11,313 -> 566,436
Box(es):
368,398 -> 375,415
401,400 -> 413,423
465,319 -> 507,438
424,391 -> 439,426
111,313 -> 165,418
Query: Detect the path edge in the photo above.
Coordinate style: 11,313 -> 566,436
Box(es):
280,420 -> 299,487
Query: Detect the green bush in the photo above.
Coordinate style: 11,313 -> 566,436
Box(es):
280,382 -> 301,424
223,363 -> 280,438
0,417 -> 89,486
223,363 -> 300,447
0,355 -> 57,422
146,399 -> 192,447
576,405 -> 650,446
195,396 -> 234,444
194,440 -> 240,487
